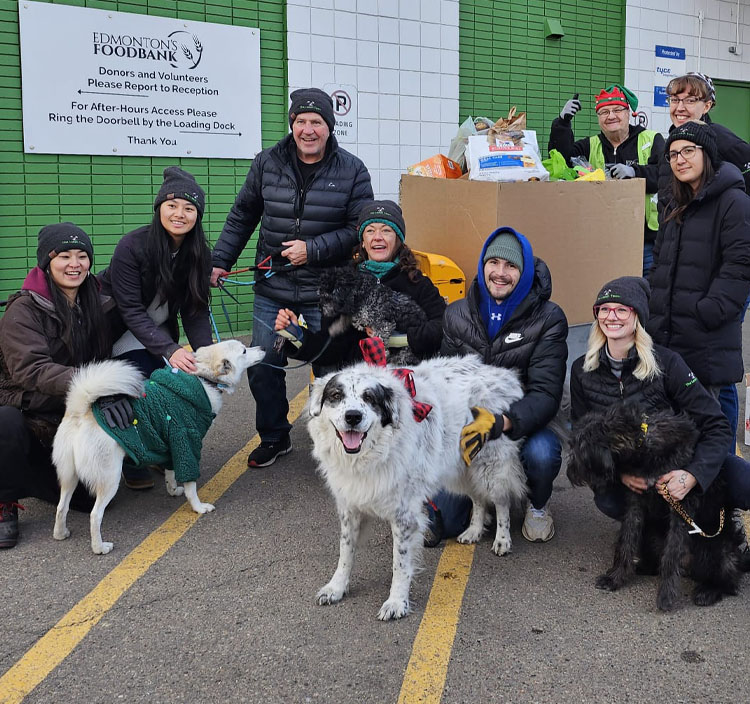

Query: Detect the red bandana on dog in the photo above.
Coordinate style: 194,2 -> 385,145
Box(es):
359,338 -> 432,422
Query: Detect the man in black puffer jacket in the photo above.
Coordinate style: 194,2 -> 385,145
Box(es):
211,88 -> 373,468
441,227 -> 569,543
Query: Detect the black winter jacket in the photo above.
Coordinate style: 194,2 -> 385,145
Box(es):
212,134 -> 373,305
286,266 -> 446,367
657,115 -> 750,211
99,226 -> 213,359
570,344 -> 731,492
441,258 -> 568,440
647,162 -> 750,386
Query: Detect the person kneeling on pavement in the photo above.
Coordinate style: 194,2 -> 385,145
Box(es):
426,227 -> 569,546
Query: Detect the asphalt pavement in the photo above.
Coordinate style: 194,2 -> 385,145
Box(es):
2,329 -> 750,704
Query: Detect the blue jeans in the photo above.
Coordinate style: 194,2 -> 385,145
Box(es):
593,452 -> 750,521
642,241 -> 654,278
248,293 -> 322,443
718,384 -> 739,453
521,427 -> 563,509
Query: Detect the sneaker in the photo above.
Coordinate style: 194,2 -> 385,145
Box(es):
0,501 -> 24,549
122,463 -> 155,490
423,502 -> 444,548
522,503 -> 555,543
247,437 -> 292,468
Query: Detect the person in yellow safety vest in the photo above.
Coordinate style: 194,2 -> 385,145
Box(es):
548,83 -> 665,277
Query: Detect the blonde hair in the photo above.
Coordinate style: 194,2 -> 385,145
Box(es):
582,318 -> 662,381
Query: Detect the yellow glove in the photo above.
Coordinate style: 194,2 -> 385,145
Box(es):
460,407 -> 500,466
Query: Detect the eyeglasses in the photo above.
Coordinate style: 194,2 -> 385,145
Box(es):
667,96 -> 705,106
597,107 -> 628,117
665,145 -> 703,162
594,305 -> 634,321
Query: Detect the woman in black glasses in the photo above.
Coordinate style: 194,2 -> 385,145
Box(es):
648,120 -> 750,452
658,73 -> 750,198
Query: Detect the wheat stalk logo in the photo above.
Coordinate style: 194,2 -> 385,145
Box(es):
168,30 -> 204,69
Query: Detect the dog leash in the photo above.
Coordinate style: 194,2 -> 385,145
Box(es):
659,484 -> 725,538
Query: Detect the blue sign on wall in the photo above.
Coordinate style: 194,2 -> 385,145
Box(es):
655,45 -> 686,60
654,86 -> 669,108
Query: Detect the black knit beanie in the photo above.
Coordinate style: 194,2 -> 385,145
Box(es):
594,276 -> 650,325
288,87 -> 335,133
153,166 -> 205,217
665,120 -> 719,169
37,222 -> 94,270
357,200 -> 406,242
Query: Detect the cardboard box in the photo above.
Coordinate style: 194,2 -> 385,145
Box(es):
406,154 -> 462,179
400,174 -> 644,325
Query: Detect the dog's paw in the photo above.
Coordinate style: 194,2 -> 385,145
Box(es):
692,585 -> 723,607
316,583 -> 347,606
377,598 -> 410,621
491,537 -> 512,556
456,527 -> 483,545
53,527 -> 71,541
166,485 -> 184,497
92,541 -> 114,555
192,502 -> 215,514
595,574 -> 620,591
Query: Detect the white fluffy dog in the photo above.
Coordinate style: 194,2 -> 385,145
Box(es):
52,340 -> 264,554
308,355 -> 527,620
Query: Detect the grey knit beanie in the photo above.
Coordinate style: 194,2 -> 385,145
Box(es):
153,166 -> 205,217
288,87 -> 335,133
595,276 -> 650,324
37,222 -> 94,270
483,232 -> 524,273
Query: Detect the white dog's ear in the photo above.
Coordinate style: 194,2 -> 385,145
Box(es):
309,374 -> 340,417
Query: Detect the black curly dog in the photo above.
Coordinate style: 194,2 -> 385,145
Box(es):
568,403 -> 744,611
318,267 -> 427,366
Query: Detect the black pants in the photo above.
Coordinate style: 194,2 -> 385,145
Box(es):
0,406 -> 94,510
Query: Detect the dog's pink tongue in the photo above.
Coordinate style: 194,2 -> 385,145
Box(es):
341,430 -> 364,450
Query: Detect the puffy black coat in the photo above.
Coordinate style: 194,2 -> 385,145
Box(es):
441,258 -> 568,440
287,266 -> 446,367
570,344 -> 731,491
648,162 -> 750,386
98,226 -> 213,359
658,115 -> 750,211
212,134 -> 373,305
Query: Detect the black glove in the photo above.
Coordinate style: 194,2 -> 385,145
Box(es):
460,407 -> 503,466
99,394 -> 135,430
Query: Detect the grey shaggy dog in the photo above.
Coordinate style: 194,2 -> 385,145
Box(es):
318,266 -> 427,365
568,402 -> 744,611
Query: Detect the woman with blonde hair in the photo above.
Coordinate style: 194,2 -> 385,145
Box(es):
570,276 -> 750,523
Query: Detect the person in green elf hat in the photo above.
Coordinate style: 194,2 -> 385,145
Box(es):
548,83 -> 666,276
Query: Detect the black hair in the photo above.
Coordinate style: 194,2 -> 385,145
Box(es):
146,211 -> 211,315
665,155 -> 715,225
46,271 -> 110,364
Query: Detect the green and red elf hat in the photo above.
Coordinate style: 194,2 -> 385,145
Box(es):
594,84 -> 639,115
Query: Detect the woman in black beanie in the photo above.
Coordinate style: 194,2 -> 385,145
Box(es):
648,120 -> 750,452
0,224 -> 122,547
99,166 -> 213,488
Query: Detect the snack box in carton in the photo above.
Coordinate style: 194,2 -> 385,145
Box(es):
406,154 -> 462,179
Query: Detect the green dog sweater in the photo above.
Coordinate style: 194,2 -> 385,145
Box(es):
93,368 -> 216,483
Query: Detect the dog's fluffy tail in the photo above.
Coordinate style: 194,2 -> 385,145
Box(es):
64,360 -> 145,418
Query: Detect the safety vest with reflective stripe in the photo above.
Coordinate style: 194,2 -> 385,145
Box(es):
589,131 -> 659,232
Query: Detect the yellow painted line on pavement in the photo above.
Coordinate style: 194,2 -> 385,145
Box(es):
398,541 -> 476,704
0,390 -> 309,704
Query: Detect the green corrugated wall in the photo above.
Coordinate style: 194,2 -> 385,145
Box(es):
459,0 -> 626,143
0,0 -> 287,335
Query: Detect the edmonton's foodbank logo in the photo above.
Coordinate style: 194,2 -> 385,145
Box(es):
92,30 -> 204,70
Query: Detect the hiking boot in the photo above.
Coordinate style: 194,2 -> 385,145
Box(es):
247,436 -> 292,468
122,462 -> 155,490
522,502 -> 555,543
0,501 -> 24,549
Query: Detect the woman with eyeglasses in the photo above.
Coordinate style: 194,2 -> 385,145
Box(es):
570,276 -> 750,524
548,83 -> 665,276
648,120 -> 750,453
658,73 -> 750,200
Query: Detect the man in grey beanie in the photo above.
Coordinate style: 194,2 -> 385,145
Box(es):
211,87 -> 373,468
432,227 -> 568,545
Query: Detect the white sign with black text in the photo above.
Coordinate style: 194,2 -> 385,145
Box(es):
19,1 -> 261,158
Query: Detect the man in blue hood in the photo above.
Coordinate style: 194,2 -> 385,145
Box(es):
438,227 -> 569,543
